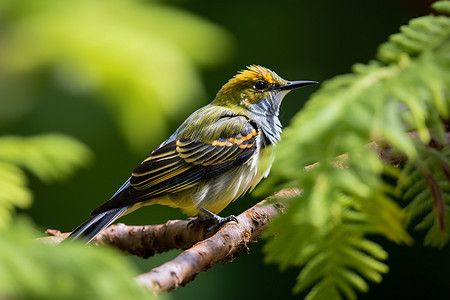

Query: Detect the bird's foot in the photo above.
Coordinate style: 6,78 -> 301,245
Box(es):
200,208 -> 238,233
187,208 -> 238,234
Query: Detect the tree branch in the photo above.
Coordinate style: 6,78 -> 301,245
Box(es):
46,189 -> 297,253
45,189 -> 299,293
136,189 -> 297,293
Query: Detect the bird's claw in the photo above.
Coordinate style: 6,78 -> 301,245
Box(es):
205,214 -> 238,233
187,209 -> 238,236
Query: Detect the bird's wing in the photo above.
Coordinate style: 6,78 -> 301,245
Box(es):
91,115 -> 258,215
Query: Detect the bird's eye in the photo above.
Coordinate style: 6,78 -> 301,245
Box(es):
254,81 -> 267,91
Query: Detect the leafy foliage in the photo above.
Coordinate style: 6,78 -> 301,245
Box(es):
398,144 -> 450,248
0,218 -> 159,300
0,134 -> 92,228
0,0 -> 233,152
259,1 -> 450,299
0,134 -> 161,300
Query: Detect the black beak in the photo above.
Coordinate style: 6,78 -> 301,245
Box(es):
276,80 -> 318,91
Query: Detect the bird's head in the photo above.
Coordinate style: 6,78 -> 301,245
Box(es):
213,65 -> 317,116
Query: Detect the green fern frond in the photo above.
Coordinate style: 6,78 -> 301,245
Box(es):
378,2 -> 450,64
0,134 -> 92,183
259,1 -> 450,299
0,163 -> 32,228
434,0 -> 450,13
0,134 -> 92,227
399,145 -> 450,248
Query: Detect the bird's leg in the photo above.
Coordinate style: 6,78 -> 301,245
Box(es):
199,208 -> 238,232
186,208 -> 238,232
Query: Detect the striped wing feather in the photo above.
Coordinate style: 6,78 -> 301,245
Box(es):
91,118 -> 258,215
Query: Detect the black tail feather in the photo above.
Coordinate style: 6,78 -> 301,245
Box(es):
65,206 -> 130,244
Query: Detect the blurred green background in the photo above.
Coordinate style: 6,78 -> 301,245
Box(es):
2,0 -> 448,299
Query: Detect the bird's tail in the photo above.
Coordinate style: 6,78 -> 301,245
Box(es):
65,206 -> 130,244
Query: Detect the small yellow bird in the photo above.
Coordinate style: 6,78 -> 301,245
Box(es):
67,65 -> 317,243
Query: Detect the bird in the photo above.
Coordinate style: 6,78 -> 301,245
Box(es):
66,65 -> 317,243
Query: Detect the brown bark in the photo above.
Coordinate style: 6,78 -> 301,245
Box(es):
135,191 -> 295,293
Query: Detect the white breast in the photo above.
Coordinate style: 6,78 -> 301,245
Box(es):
190,134 -> 274,214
